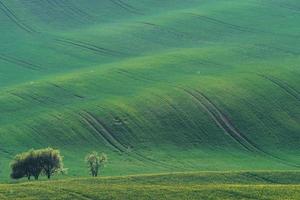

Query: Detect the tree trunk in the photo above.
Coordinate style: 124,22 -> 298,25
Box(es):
47,174 -> 51,179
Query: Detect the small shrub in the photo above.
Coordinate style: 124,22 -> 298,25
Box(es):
85,151 -> 107,177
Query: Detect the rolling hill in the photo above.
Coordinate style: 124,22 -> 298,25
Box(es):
0,0 -> 299,181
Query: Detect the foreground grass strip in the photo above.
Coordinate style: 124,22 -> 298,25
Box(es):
0,172 -> 299,200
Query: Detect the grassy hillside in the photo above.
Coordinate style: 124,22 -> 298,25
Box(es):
0,0 -> 299,180
1,172 -> 300,200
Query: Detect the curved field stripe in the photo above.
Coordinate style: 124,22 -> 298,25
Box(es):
106,69 -> 299,168
79,111 -> 127,153
258,74 -> 300,101
254,44 -> 300,56
55,38 -> 124,57
0,0 -> 35,33
186,12 -> 260,34
181,88 -> 254,152
48,83 -> 85,99
137,21 -> 187,39
79,109 -> 178,169
109,0 -> 143,15
51,0 -> 93,22
182,88 -> 300,167
0,54 -> 42,71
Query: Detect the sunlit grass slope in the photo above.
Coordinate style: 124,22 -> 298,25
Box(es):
0,0 -> 299,180
1,172 -> 300,200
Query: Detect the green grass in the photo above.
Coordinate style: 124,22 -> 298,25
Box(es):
0,0 -> 299,182
0,171 -> 299,200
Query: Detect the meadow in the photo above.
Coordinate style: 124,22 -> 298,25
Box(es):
1,171 -> 300,200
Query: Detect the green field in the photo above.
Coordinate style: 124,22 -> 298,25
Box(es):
1,171 -> 300,200
0,0 -> 299,197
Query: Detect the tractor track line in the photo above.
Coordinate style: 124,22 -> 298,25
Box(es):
51,0 -> 82,20
258,74 -> 300,101
110,0 -> 143,15
79,112 -> 123,153
184,88 -> 300,167
0,0 -> 35,33
254,44 -> 300,56
55,39 -> 113,56
181,88 -> 254,152
52,0 -> 92,21
116,69 -> 156,83
0,54 -> 41,71
138,21 -> 187,39
150,92 -> 196,130
107,70 -> 300,167
9,92 -> 51,105
81,111 -> 128,153
80,109 -> 176,169
186,12 -> 259,34
106,71 -> 298,167
55,38 -> 123,57
65,39 -> 125,56
59,188 -> 93,200
48,82 -> 85,99
243,172 -> 278,184
66,1 -> 94,20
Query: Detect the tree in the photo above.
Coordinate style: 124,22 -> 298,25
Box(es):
85,152 -> 107,177
39,148 -> 64,179
10,150 -> 42,180
10,148 -> 64,180
10,154 -> 30,180
25,150 -> 43,180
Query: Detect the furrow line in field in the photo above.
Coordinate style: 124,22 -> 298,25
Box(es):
66,39 -> 126,56
48,0 -> 77,18
254,44 -> 300,56
194,89 -> 268,151
243,172 -> 278,184
98,105 -> 147,134
0,54 -> 42,71
81,111 -> 128,153
276,2 -> 300,13
0,0 -> 35,33
109,0 -> 143,15
110,70 -> 299,161
138,21 -> 187,39
48,83 -> 85,99
116,69 -> 157,83
185,88 -> 300,167
258,74 -> 300,101
59,188 -> 94,200
0,147 -> 12,156
44,0 -> 58,8
81,108 -> 177,169
9,92 -> 46,105
52,0 -> 92,21
67,1 -> 94,20
181,88 -> 254,152
150,92 -> 197,130
186,12 -> 259,34
79,112 -> 123,153
55,38 -> 123,57
8,92 -> 28,101
116,0 -> 140,11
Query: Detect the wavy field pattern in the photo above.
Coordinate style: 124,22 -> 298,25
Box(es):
0,0 -> 299,179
